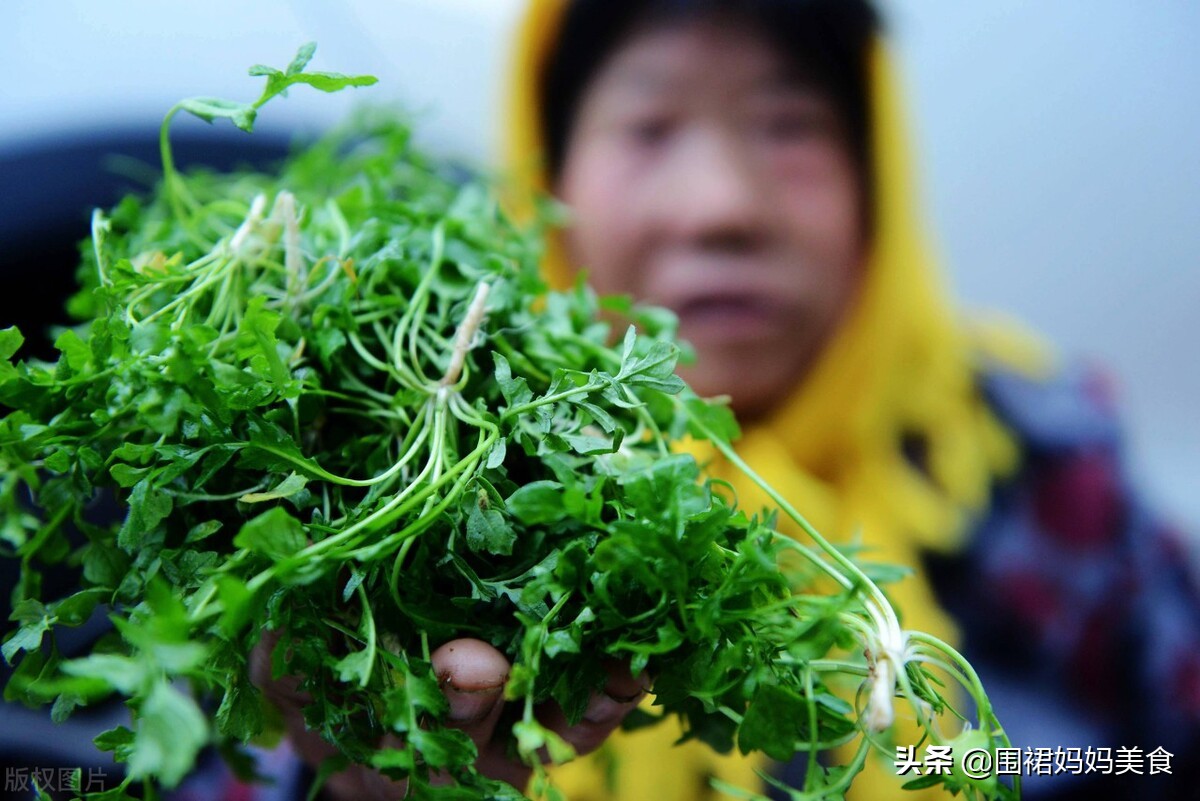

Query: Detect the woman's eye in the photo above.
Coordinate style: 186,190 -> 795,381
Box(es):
624,117 -> 674,147
759,112 -> 822,141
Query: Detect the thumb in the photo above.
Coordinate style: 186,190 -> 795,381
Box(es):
430,638 -> 509,745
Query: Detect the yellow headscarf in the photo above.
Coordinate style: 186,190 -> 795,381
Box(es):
503,2 -> 1048,798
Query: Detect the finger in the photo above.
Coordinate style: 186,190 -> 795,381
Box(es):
248,629 -> 281,691
538,661 -> 649,757
249,629 -> 311,709
598,658 -> 651,705
430,638 -> 510,746
353,733 -> 411,801
251,631 -> 405,801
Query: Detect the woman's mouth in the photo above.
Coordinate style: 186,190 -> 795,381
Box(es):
674,293 -> 791,342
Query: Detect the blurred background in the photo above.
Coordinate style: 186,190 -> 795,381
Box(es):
2,0 -> 1197,535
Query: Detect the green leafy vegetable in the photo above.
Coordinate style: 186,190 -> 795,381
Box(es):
0,44 -> 1016,801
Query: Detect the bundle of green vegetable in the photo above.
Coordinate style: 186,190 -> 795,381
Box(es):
0,46 -> 1015,801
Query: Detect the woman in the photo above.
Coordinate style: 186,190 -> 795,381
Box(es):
499,0 -> 1200,799
241,1 -> 1198,799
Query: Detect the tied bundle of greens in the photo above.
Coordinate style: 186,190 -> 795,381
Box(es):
0,45 -> 1015,801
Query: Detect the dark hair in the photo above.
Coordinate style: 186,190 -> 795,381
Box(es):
540,0 -> 881,181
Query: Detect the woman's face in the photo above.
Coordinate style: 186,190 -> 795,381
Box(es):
556,17 -> 867,418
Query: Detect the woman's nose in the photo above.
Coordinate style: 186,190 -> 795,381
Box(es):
651,128 -> 770,248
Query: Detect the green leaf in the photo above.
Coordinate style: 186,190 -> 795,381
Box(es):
239,417 -> 324,478
238,472 -> 308,503
505,481 -> 565,525
619,326 -> 637,365
111,463 -> 150,487
118,478 -> 174,551
500,664 -> 533,704
466,504 -> 515,556
54,328 -> 91,372
113,442 -> 157,464
262,70 -> 378,100
617,338 -> 686,394
2,600 -> 51,663
249,43 -> 377,112
493,353 -> 532,407
51,692 -> 84,722
178,97 -> 257,132
0,326 -> 24,360
369,746 -> 414,773
544,627 -> 581,658
233,507 -> 306,559
51,589 -> 107,626
562,430 -> 620,455
334,649 -> 373,685
485,438 -> 507,469
737,683 -> 807,761
285,42 -> 318,76
577,400 -> 618,433
215,672 -> 264,740
94,725 -> 136,761
409,727 -> 476,769
383,662 -> 448,733
63,653 -> 148,695
684,395 -> 740,443
217,576 -> 255,636
82,543 -> 129,587
786,615 -> 846,662
129,681 -> 208,787
0,328 -> 22,383
43,448 -> 72,474
512,720 -> 574,764
185,520 -> 223,544
311,327 -> 347,367
238,296 -> 291,389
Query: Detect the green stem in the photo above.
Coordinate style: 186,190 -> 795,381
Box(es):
239,405 -> 430,489
803,667 -> 819,792
91,210 -> 112,289
390,223 -> 444,380
355,582 -> 377,687
159,106 -> 187,222
158,105 -> 202,227
501,382 -> 597,420
278,409 -> 446,557
187,581 -> 220,623
685,406 -> 900,636
904,629 -> 1014,775
347,429 -> 497,560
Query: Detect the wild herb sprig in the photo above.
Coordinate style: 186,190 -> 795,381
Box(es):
0,45 -> 1015,801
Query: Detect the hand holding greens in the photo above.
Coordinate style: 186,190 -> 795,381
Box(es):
0,45 -> 1015,801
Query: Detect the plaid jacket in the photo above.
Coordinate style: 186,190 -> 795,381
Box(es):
920,360 -> 1200,799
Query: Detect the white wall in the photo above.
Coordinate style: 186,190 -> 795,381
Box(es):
2,0 -> 1195,529
884,1 -> 1200,532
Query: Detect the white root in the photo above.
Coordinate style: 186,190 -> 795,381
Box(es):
440,282 -> 491,387
274,191 -> 306,310
864,654 -> 896,732
230,193 -> 267,255
863,614 -> 907,733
